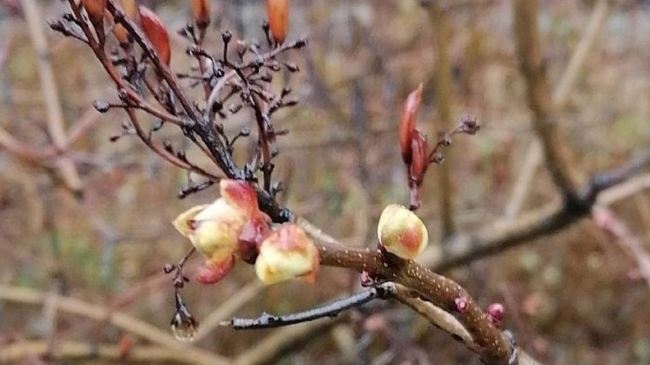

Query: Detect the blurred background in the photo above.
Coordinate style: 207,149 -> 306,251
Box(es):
1,0 -> 650,364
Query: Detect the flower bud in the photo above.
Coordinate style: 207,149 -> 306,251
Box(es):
172,180 -> 271,284
255,224 -> 319,285
81,0 -> 107,26
399,84 -> 423,165
410,130 -> 429,185
267,0 -> 289,44
139,6 -> 171,65
486,303 -> 505,326
377,204 -> 428,260
190,0 -> 211,28
122,0 -> 137,20
173,198 -> 247,263
109,0 -> 138,46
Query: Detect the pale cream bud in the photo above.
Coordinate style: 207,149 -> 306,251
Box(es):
255,224 -> 319,285
173,198 -> 247,263
377,204 -> 428,260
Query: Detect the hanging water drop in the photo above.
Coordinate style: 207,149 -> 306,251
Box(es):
170,290 -> 199,342
171,310 -> 199,342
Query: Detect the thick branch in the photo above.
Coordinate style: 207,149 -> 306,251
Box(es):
423,151 -> 650,270
313,237 -> 511,364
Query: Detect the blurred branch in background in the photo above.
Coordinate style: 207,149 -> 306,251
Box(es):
424,1 -> 456,239
0,284 -> 229,365
0,341 -> 206,364
421,151 -> 650,270
20,0 -> 83,197
505,0 -> 611,217
512,0 -> 586,197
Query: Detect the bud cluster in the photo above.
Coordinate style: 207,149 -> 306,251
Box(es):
173,180 -> 319,286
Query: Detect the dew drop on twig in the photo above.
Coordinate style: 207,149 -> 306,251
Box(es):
171,311 -> 199,342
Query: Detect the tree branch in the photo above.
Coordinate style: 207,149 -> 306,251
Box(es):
505,0 -> 610,217
425,2 -> 455,238
512,0 -> 586,197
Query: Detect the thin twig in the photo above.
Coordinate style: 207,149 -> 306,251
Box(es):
231,319 -> 339,365
221,283 -> 395,330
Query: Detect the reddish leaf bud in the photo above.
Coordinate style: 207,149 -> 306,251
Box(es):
267,0 -> 289,44
138,6 -> 171,65
81,0 -> 107,26
399,84 -> 423,165
410,129 -> 429,185
190,0 -> 211,28
105,11 -> 129,46
377,204 -> 428,260
122,0 -> 137,20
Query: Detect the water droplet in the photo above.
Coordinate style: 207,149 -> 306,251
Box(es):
171,311 -> 198,342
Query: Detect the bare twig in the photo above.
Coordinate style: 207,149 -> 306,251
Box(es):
231,319 -> 339,365
392,283 -> 474,349
221,283 -> 395,330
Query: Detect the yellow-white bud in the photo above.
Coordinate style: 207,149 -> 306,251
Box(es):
377,204 -> 428,259
172,198 -> 247,263
255,224 -> 319,285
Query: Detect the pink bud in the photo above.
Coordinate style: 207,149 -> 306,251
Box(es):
454,296 -> 468,314
255,224 -> 320,285
377,204 -> 428,260
486,303 -> 505,326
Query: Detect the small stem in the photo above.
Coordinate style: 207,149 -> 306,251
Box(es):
221,283 -> 396,330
